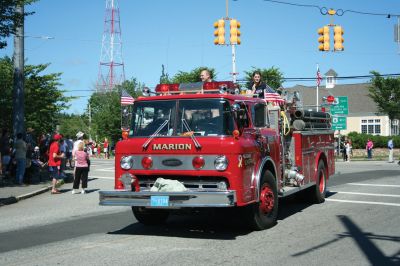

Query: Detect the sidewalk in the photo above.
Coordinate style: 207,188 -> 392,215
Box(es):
0,169 -> 73,207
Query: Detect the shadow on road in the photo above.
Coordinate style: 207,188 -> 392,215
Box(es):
109,208 -> 253,240
292,215 -> 400,265
109,191 -> 339,240
277,190 -> 337,221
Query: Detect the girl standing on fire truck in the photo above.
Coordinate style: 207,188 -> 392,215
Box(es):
247,71 -> 266,99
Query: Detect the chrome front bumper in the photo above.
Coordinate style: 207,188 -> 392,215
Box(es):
99,190 -> 236,208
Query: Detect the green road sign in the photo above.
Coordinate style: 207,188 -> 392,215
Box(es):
332,115 -> 347,130
330,96 -> 348,115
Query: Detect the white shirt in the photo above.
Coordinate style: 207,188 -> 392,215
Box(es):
345,143 -> 351,153
72,139 -> 84,158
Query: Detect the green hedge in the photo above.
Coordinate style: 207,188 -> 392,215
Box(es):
346,132 -> 400,149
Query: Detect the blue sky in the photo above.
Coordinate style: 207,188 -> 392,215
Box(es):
1,0 -> 399,114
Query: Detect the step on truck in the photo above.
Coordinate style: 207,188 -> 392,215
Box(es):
99,81 -> 335,230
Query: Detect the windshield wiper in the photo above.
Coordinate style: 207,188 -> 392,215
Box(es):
142,119 -> 169,150
181,118 -> 202,150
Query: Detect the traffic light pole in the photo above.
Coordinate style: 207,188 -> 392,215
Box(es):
231,44 -> 237,83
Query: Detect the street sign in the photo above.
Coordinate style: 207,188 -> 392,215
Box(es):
330,96 -> 348,115
331,115 -> 347,130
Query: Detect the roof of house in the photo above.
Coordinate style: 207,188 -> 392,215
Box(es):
285,83 -> 380,116
325,69 -> 338,77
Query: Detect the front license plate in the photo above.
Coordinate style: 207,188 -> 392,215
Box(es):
150,196 -> 169,207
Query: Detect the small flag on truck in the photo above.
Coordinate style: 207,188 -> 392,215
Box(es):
264,85 -> 285,105
121,89 -> 134,105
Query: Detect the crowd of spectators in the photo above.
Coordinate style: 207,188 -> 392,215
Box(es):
0,128 -> 114,186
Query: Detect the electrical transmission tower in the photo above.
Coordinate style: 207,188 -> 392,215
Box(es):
97,0 -> 125,92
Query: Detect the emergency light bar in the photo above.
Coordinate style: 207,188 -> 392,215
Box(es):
154,81 -> 236,95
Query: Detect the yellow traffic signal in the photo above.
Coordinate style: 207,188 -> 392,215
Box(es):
334,26 -> 344,51
318,26 -> 330,51
230,19 -> 241,45
214,19 -> 225,45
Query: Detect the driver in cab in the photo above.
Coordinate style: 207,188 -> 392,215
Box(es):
145,109 -> 169,135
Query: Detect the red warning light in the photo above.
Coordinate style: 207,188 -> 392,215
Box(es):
327,95 -> 335,103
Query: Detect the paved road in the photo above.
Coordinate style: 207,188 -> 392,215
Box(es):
0,159 -> 399,265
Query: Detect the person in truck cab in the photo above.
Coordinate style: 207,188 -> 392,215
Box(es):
247,71 -> 266,98
145,109 -> 169,135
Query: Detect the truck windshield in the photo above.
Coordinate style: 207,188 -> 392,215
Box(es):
130,99 -> 234,137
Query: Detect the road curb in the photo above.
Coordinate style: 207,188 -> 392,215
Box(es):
16,186 -> 52,201
0,179 -> 67,207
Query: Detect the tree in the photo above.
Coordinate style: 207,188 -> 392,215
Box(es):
0,56 -> 72,134
88,78 -> 143,144
244,67 -> 284,89
369,71 -> 400,134
57,113 -> 89,139
0,0 -> 36,49
0,56 -> 13,130
171,67 -> 215,83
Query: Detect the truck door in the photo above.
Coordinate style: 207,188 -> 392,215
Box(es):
236,102 -> 257,202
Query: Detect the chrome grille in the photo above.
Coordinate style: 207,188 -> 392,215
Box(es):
137,175 -> 229,192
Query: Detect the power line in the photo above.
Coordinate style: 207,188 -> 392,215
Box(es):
60,73 -> 400,93
263,0 -> 400,17
283,73 -> 400,81
236,73 -> 400,83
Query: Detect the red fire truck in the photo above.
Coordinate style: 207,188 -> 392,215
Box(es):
99,81 -> 335,230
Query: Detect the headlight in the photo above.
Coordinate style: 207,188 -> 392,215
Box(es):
120,156 -> 134,170
214,155 -> 228,171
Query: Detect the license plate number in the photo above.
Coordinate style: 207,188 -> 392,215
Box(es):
150,196 -> 169,207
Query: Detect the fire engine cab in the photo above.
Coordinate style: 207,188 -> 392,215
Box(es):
99,81 -> 335,230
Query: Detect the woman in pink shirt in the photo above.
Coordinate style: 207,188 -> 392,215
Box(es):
72,142 -> 89,194
366,139 -> 374,159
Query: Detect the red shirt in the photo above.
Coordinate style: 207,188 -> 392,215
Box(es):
104,141 -> 109,148
48,142 -> 61,166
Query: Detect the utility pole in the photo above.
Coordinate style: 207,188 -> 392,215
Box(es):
12,2 -> 25,139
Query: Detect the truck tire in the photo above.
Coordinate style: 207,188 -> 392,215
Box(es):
132,207 -> 169,225
245,170 -> 278,230
312,161 -> 327,203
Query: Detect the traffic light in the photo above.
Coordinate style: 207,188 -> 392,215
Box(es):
214,19 -> 225,45
334,26 -> 344,51
230,19 -> 241,45
318,26 -> 330,51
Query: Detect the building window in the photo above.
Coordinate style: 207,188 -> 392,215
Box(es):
391,119 -> 399,135
361,125 -> 367,133
361,118 -> 381,135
